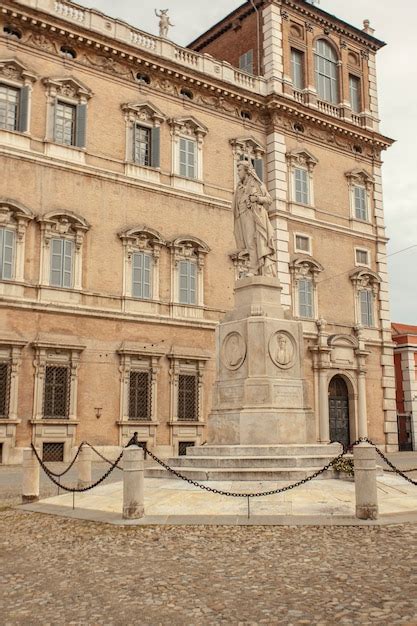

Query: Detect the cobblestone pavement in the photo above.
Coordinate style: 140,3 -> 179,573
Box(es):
1,510 -> 417,625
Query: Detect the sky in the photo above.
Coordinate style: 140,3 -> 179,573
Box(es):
81,0 -> 417,323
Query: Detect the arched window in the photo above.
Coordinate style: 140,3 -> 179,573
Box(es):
314,39 -> 339,104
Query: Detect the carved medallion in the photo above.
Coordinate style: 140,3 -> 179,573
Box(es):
269,331 -> 296,370
221,332 -> 246,371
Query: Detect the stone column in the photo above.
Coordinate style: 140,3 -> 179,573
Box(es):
319,369 -> 330,443
77,445 -> 92,489
123,446 -> 145,520
22,447 -> 40,503
357,370 -> 368,439
353,442 -> 378,520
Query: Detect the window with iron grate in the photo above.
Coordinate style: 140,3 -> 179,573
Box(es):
178,441 -> 195,456
129,371 -> 151,420
42,442 -> 65,462
43,366 -> 70,419
0,362 -> 11,418
178,374 -> 198,421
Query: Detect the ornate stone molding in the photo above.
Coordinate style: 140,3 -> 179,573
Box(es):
121,101 -> 166,126
118,226 -> 165,261
169,236 -> 210,269
0,57 -> 38,84
290,256 -> 323,285
42,76 -> 92,101
286,148 -> 319,172
168,116 -> 208,142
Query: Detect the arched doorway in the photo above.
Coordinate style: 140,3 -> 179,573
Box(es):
329,376 -> 350,448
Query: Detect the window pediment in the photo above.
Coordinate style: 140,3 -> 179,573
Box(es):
345,168 -> 374,188
290,256 -> 323,282
121,101 -> 165,125
169,236 -> 210,268
0,58 -> 38,83
169,116 -> 208,139
230,136 -> 265,158
350,268 -> 380,291
37,211 -> 90,249
327,334 -> 359,349
0,199 -> 34,224
42,76 -> 92,100
119,226 -> 165,258
286,148 -> 318,171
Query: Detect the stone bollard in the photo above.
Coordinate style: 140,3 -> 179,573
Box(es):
123,446 -> 145,520
22,447 -> 40,503
77,444 -> 92,489
353,442 -> 378,520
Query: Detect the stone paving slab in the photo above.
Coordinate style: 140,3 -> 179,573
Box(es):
19,474 -> 417,526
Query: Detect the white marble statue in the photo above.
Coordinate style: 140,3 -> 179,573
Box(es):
233,161 -> 277,277
155,9 -> 174,38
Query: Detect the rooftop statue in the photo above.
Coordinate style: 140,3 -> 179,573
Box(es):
155,9 -> 174,39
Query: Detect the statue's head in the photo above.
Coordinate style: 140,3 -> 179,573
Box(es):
237,160 -> 250,182
161,8 -> 169,14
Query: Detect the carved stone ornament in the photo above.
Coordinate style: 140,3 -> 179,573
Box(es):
221,332 -> 246,371
269,331 -> 296,370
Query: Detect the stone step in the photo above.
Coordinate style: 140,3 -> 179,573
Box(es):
185,443 -> 342,458
163,455 -> 338,469
146,466 -> 337,482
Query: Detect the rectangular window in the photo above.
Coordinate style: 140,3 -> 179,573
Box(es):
239,50 -> 254,75
356,249 -> 369,266
291,49 -> 304,90
179,441 -> 195,456
133,125 -> 151,166
43,365 -> 70,419
42,442 -> 65,462
179,260 -> 197,305
179,137 -> 197,179
0,228 -> 15,280
128,371 -> 151,420
295,235 -> 310,254
178,374 -> 198,421
0,362 -> 10,418
298,278 -> 314,318
0,84 -> 19,131
354,186 -> 368,221
294,168 -> 309,204
50,238 -> 74,288
54,101 -> 76,146
132,252 -> 152,300
349,75 -> 361,113
360,290 -> 374,327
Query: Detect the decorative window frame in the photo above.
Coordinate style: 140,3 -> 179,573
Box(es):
294,232 -> 312,255
119,225 -> 165,314
117,342 -> 165,447
230,136 -> 265,183
121,101 -> 166,183
229,250 -> 250,281
42,76 -> 92,163
290,256 -> 323,321
350,268 -> 381,328
31,334 -> 85,461
37,211 -> 90,292
354,246 -> 371,268
345,168 -> 374,225
0,335 -> 26,464
169,116 -> 208,193
0,199 -> 34,286
313,37 -> 342,106
286,149 -> 318,213
168,347 -> 210,454
0,58 -> 37,148
169,236 -> 210,318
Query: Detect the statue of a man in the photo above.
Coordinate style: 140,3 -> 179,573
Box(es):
155,9 -> 174,38
233,161 -> 277,277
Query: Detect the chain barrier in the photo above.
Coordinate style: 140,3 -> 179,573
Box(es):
39,441 -> 86,478
30,443 -> 124,493
85,443 -> 123,470
363,438 -> 417,487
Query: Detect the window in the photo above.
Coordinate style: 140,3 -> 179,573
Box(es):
42,442 -> 65,462
179,441 -> 195,456
0,362 -> 10,418
60,46 -> 77,60
295,234 -> 311,254
178,374 -> 198,421
359,290 -> 374,327
298,278 -> 314,318
354,186 -> 368,221
43,365 -> 70,419
0,84 -> 19,131
179,259 -> 197,305
133,125 -> 151,166
129,371 -> 151,420
50,238 -> 74,288
294,168 -> 309,204
0,228 -> 15,280
3,25 -> 22,39
54,101 -> 76,146
315,39 -> 339,104
349,75 -> 361,113
132,251 -> 152,300
291,49 -> 304,90
239,50 -> 254,75
356,249 -> 369,266
179,137 -> 197,179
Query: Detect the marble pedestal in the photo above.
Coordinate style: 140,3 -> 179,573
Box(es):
207,276 -> 315,445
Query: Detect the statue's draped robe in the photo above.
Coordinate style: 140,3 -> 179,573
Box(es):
233,171 -> 277,277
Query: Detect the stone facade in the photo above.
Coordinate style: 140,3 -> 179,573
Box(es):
0,0 -> 396,464
392,323 -> 417,451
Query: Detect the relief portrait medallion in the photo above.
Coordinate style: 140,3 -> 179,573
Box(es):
221,331 -> 246,371
269,331 -> 296,369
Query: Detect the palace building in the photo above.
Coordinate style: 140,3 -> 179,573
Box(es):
0,0 -> 396,464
